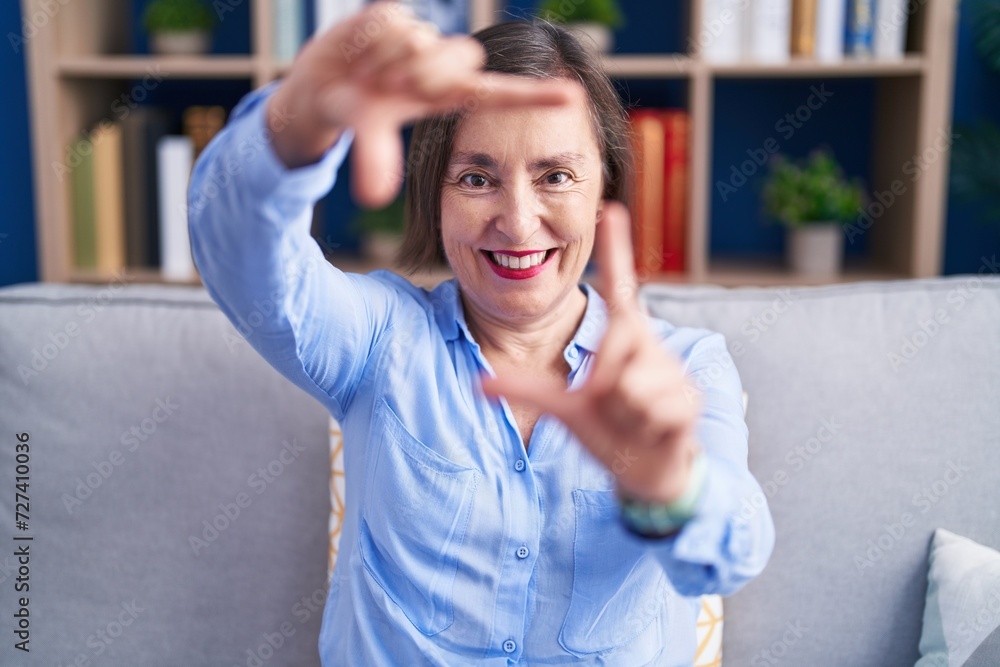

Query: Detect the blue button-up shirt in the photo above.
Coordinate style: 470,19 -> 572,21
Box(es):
188,84 -> 774,666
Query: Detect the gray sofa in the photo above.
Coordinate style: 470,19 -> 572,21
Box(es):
1,273 -> 998,666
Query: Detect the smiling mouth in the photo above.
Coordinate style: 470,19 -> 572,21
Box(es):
482,249 -> 556,270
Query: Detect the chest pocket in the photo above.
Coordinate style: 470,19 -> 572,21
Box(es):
558,488 -> 669,660
359,398 -> 480,636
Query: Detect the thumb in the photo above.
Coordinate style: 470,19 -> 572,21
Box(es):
350,119 -> 405,209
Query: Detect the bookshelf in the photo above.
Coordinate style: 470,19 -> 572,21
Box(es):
22,0 -> 959,287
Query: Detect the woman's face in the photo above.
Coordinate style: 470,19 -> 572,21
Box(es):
440,89 -> 605,324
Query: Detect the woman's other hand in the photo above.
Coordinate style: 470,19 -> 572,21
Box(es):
483,202 -> 704,504
266,1 -> 579,208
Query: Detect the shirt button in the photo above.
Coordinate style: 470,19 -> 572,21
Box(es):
567,346 -> 579,359
516,545 -> 529,559
514,458 -> 525,472
503,639 -> 517,653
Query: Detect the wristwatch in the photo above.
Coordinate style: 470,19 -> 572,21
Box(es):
616,451 -> 707,539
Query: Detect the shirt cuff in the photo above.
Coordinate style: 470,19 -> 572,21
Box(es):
664,455 -> 757,566
618,450 -> 708,538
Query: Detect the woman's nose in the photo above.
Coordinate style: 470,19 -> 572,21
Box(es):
494,182 -> 542,244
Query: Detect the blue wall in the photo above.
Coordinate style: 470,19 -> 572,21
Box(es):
1,1 -> 996,286
1,0 -> 38,286
943,7 -> 1000,273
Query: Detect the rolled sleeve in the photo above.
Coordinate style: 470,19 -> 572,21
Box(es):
187,83 -> 397,420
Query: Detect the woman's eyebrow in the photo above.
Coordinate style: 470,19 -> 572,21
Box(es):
448,151 -> 586,170
449,152 -> 498,169
531,152 -> 586,170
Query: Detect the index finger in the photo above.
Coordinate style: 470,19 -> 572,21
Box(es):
596,200 -> 640,315
426,72 -> 583,115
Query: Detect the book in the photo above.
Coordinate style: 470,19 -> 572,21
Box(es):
156,136 -> 196,282
744,0 -> 791,63
68,134 -> 97,270
790,0 -> 817,57
698,0 -> 744,63
845,0 -> 875,57
814,0 -> 847,61
662,111 -> 689,274
121,107 -> 171,268
628,109 -> 690,276
629,110 -> 666,276
273,0 -> 305,61
874,0 -> 908,58
182,106 -> 226,158
315,0 -> 365,35
91,123 -> 126,273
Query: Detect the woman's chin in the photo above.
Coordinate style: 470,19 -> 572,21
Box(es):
473,275 -> 580,322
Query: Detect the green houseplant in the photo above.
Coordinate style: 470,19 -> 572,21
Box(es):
351,193 -> 406,263
143,0 -> 215,56
762,149 -> 865,277
537,0 -> 624,53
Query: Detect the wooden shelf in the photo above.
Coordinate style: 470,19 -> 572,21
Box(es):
601,54 -> 694,78
705,255 -> 905,287
324,255 -> 454,289
708,54 -> 925,78
70,268 -> 202,286
22,0 -> 959,286
57,56 -> 257,79
599,54 -> 926,79
70,256 -> 455,291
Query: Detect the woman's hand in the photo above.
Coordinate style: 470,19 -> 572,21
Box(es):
482,202 -> 704,504
266,1 -> 579,208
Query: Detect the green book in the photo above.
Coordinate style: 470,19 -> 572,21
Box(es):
70,134 -> 96,270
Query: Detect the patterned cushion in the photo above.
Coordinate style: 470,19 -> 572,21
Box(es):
328,422 -> 345,578
696,593 -> 724,666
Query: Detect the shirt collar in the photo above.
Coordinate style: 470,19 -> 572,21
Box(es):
431,279 -> 609,355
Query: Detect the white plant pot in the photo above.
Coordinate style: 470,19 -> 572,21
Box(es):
362,232 -> 404,264
150,31 -> 211,56
786,222 -> 844,277
567,22 -> 614,54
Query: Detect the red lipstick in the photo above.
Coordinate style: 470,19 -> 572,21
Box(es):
482,249 -> 555,281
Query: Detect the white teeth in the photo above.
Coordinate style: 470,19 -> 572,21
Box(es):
490,250 -> 550,270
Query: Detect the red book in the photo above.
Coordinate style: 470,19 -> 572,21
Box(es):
628,108 -> 689,276
661,110 -> 689,273
627,109 -> 666,278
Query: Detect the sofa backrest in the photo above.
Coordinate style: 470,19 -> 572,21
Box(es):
642,274 -> 1000,666
2,274 -> 997,666
0,283 -> 332,666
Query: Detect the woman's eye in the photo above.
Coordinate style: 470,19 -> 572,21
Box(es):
546,171 -> 571,185
461,173 -> 490,188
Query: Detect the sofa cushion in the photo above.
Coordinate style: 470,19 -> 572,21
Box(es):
641,274 -> 1000,667
915,528 -> 1000,667
0,283 -> 331,666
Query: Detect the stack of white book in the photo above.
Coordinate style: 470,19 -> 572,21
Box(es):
697,0 -> 910,64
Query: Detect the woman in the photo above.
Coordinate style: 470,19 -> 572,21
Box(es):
188,3 -> 774,664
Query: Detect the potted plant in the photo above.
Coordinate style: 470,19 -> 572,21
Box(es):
143,0 -> 215,56
762,149 -> 865,278
351,194 -> 406,264
537,0 -> 624,54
